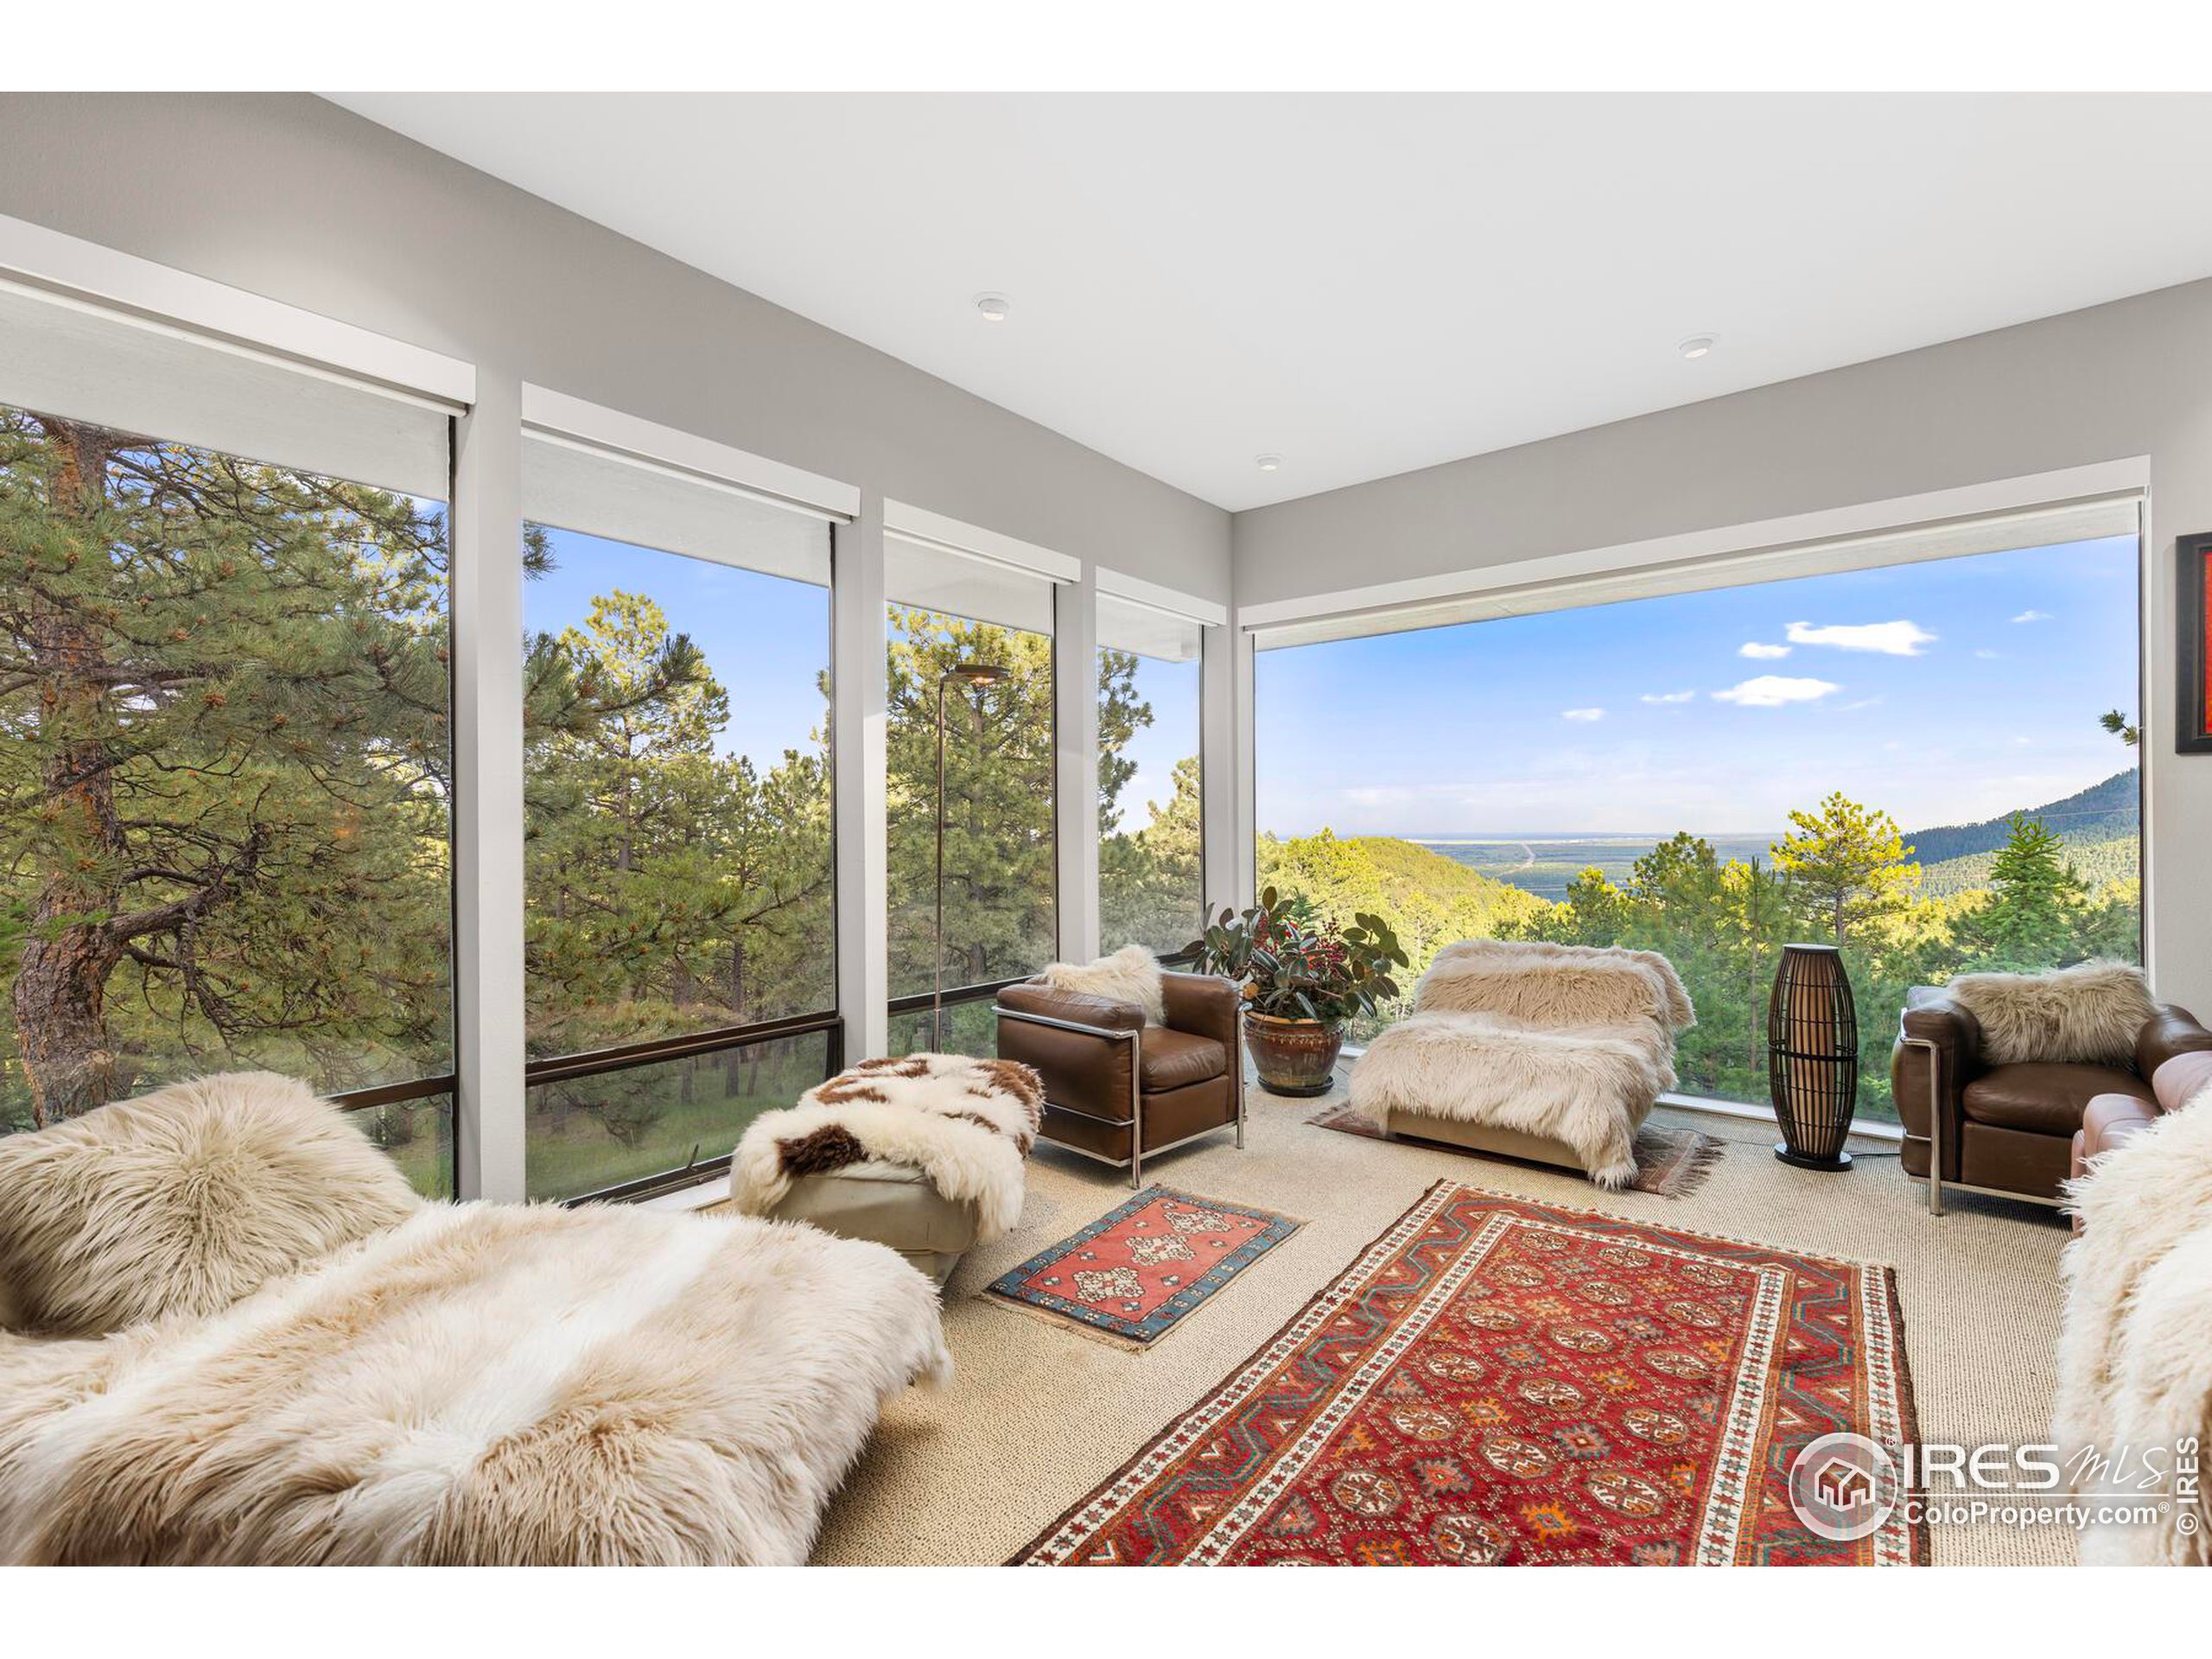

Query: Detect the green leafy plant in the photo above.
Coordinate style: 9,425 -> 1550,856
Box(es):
1185,886 -> 1408,1026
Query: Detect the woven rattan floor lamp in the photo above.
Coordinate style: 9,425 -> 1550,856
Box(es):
1768,943 -> 1858,1171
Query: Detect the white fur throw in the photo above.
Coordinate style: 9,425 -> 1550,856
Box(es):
0,1071 -> 420,1337
1945,960 -> 2156,1067
730,1053 -> 1042,1242
2055,1090 -> 2212,1564
1350,940 -> 1693,1189
0,1202 -> 950,1564
1038,944 -> 1166,1025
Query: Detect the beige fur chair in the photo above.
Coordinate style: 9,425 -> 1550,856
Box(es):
1348,940 -> 1694,1187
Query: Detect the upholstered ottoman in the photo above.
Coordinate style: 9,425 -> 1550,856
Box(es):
729,1053 -> 1043,1287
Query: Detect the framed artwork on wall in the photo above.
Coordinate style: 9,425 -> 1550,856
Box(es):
2183,533 -> 2212,754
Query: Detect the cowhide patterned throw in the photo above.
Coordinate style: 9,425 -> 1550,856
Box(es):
729,1053 -> 1044,1242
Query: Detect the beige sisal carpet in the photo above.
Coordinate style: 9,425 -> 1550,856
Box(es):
788,1078 -> 2073,1567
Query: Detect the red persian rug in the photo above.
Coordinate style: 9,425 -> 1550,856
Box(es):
988,1186 -> 1303,1347
1014,1182 -> 1923,1565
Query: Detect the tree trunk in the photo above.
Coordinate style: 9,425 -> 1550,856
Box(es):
13,925 -> 126,1126
13,421 -> 130,1124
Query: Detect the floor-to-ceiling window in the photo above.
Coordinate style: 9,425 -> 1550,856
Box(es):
1255,524 -> 2143,1122
519,429 -> 836,1199
1098,592 -> 1205,958
0,284 -> 457,1192
883,537 -> 1058,1058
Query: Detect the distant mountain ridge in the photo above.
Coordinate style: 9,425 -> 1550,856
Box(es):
1905,768 -> 2139,865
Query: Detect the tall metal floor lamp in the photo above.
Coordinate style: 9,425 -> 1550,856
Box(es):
934,661 -> 1008,1051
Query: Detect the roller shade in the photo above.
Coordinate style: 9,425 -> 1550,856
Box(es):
521,429 -> 831,588
885,533 -> 1055,634
0,278 -> 452,499
1098,591 -> 1205,662
1254,494 -> 2142,652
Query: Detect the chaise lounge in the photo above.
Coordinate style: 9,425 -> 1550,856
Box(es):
1348,939 -> 1695,1187
0,1074 -> 949,1566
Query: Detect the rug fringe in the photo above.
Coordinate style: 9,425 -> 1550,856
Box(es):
977,1288 -> 1158,1352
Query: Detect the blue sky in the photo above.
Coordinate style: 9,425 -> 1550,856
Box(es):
1255,536 -> 2140,837
529,531 -> 1204,830
528,527 -> 832,767
1112,651 -> 1203,833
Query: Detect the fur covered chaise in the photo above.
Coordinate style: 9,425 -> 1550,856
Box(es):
1349,940 -> 1694,1188
2055,1086 -> 2212,1565
0,1076 -> 950,1566
730,1052 -> 1043,1243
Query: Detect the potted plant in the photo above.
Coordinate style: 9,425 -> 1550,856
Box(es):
1186,887 -> 1408,1096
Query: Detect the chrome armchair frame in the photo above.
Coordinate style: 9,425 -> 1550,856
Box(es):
992,1004 -> 1247,1188
1898,1033 -> 2067,1217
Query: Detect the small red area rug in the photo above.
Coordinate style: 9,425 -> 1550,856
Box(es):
987,1186 -> 1303,1348
1307,1102 -> 1725,1200
1014,1182 -> 1922,1565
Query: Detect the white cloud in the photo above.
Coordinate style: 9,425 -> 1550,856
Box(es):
2012,609 -> 2052,624
1975,648 -> 2001,660
1739,641 -> 1792,660
1713,675 -> 1842,708
1838,696 -> 1885,711
1784,620 -> 1936,656
1640,690 -> 1695,704
1560,707 -> 1605,722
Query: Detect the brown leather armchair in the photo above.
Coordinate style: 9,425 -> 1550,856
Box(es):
994,971 -> 1244,1186
1891,988 -> 2212,1215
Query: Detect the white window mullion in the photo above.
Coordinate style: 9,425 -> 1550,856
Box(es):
836,497 -> 891,1062
1057,571 -> 1101,965
1202,621 -> 1239,921
1231,625 -> 1258,912
450,373 -> 527,1202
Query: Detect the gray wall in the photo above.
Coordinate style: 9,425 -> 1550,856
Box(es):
0,93 -> 1231,598
1236,278 -> 2212,1013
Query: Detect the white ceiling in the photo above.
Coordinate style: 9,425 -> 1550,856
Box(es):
328,93 -> 2212,512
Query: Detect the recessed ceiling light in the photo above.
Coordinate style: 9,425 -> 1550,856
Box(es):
1255,454 -> 1282,474
1678,334 -> 1717,360
975,292 -> 1012,322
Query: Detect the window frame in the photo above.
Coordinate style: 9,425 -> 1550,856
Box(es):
1244,495 -> 2154,1124
1096,622 -> 1208,965
883,591 -> 1064,1007
0,261 -> 471,1190
512,399 -> 851,1204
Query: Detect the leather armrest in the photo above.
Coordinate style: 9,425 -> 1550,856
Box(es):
1899,989 -> 1985,1077
2082,1091 -> 2162,1161
1891,988 -> 1983,1175
2138,1003 -> 2212,1082
2152,1047 -> 2212,1116
995,983 -> 1140,1127
1162,971 -> 1241,1052
995,980 -> 1146,1033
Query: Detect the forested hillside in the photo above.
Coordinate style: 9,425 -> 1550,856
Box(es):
1256,832 -> 1544,969
1262,788 -> 2140,1122
1908,769 -> 2138,865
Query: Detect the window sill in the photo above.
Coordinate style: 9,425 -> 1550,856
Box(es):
632,1175 -> 730,1214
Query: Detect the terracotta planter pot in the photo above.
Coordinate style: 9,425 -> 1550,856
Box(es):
1244,1010 -> 1344,1097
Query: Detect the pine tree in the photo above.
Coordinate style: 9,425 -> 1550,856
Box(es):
1972,813 -> 2089,964
1770,791 -> 1919,947
2,409 -> 453,1124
